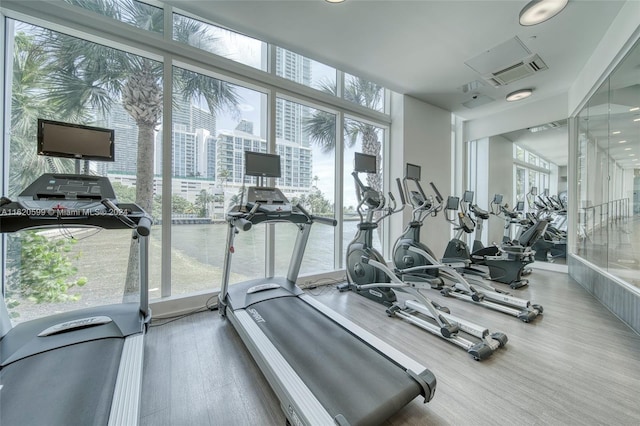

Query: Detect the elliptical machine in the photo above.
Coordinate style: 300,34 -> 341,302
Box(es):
341,154 -> 507,360
393,164 -> 543,322
525,187 -> 568,261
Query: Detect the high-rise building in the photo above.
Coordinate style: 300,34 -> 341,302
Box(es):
276,139 -> 312,189
235,119 -> 254,134
103,53 -> 313,197
214,122 -> 311,191
95,103 -> 138,175
275,49 -> 311,148
216,127 -> 267,185
153,97 -> 217,178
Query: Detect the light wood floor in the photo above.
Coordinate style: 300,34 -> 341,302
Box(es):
141,269 -> 640,425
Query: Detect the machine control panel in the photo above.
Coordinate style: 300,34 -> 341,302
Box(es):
16,173 -> 116,214
246,187 -> 292,216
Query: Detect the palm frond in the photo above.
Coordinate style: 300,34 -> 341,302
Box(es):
303,111 -> 336,153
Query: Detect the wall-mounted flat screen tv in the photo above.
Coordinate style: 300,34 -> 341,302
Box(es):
354,152 -> 377,174
245,151 -> 282,178
37,119 -> 115,161
406,163 -> 421,180
463,190 -> 474,203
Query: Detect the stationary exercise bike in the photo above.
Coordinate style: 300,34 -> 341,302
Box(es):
446,193 -> 542,289
341,153 -> 507,360
393,164 -> 543,322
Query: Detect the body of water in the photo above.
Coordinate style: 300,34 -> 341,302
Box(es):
167,220 -> 380,279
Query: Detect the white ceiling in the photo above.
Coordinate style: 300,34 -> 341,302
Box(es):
167,0 -> 631,166
502,121 -> 569,166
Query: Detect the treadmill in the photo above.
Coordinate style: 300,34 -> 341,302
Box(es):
218,151 -> 436,426
0,173 -> 152,426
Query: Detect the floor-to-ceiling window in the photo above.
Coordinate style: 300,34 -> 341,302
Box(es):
169,66 -> 268,295
4,18 -> 163,322
1,0 -> 393,321
513,145 -> 553,211
342,118 -> 386,258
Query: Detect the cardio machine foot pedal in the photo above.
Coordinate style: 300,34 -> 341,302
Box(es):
468,342 -> 493,361
491,332 -> 508,347
336,282 -> 351,292
510,280 -> 528,289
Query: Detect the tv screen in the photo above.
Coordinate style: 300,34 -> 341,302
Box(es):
463,190 -> 474,203
406,163 -> 421,180
245,151 -> 282,178
354,152 -> 377,173
530,186 -> 538,196
516,201 -> 525,211
37,119 -> 115,161
493,194 -> 503,205
445,196 -> 459,210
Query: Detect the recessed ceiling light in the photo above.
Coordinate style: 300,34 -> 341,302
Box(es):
506,89 -> 533,102
624,147 -> 632,151
630,154 -> 636,157
519,0 -> 569,26
612,131 -> 621,135
634,117 -> 640,122
619,140 -> 627,143
630,107 -> 640,112
325,0 -> 346,3
633,159 -> 638,162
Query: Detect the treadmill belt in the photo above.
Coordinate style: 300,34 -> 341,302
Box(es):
1,338 -> 124,426
249,296 -> 422,425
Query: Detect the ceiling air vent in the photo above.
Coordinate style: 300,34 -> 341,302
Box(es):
483,54 -> 548,87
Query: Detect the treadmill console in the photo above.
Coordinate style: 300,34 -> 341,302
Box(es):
1,173 -> 150,233
16,173 -> 116,214
246,187 -> 292,217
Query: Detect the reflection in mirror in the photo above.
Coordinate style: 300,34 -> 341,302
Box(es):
466,119 -> 568,263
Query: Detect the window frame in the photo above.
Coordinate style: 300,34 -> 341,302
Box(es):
1,0 -> 392,302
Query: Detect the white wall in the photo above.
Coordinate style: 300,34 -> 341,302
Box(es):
391,93 -> 452,258
487,134 -> 514,244
464,93 -> 568,142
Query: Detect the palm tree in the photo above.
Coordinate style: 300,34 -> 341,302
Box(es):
10,31 -> 74,196
195,190 -> 215,218
33,2 -> 240,297
304,77 -> 384,192
218,168 -> 231,188
229,188 -> 246,207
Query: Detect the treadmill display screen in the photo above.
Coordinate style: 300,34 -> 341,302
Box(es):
245,151 -> 282,178
463,190 -> 474,203
354,153 -> 377,173
406,163 -> 421,180
493,194 -> 503,205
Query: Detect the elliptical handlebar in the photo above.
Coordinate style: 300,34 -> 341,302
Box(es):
351,170 -> 405,226
429,182 -> 444,204
396,177 -> 406,205
402,176 -> 440,222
